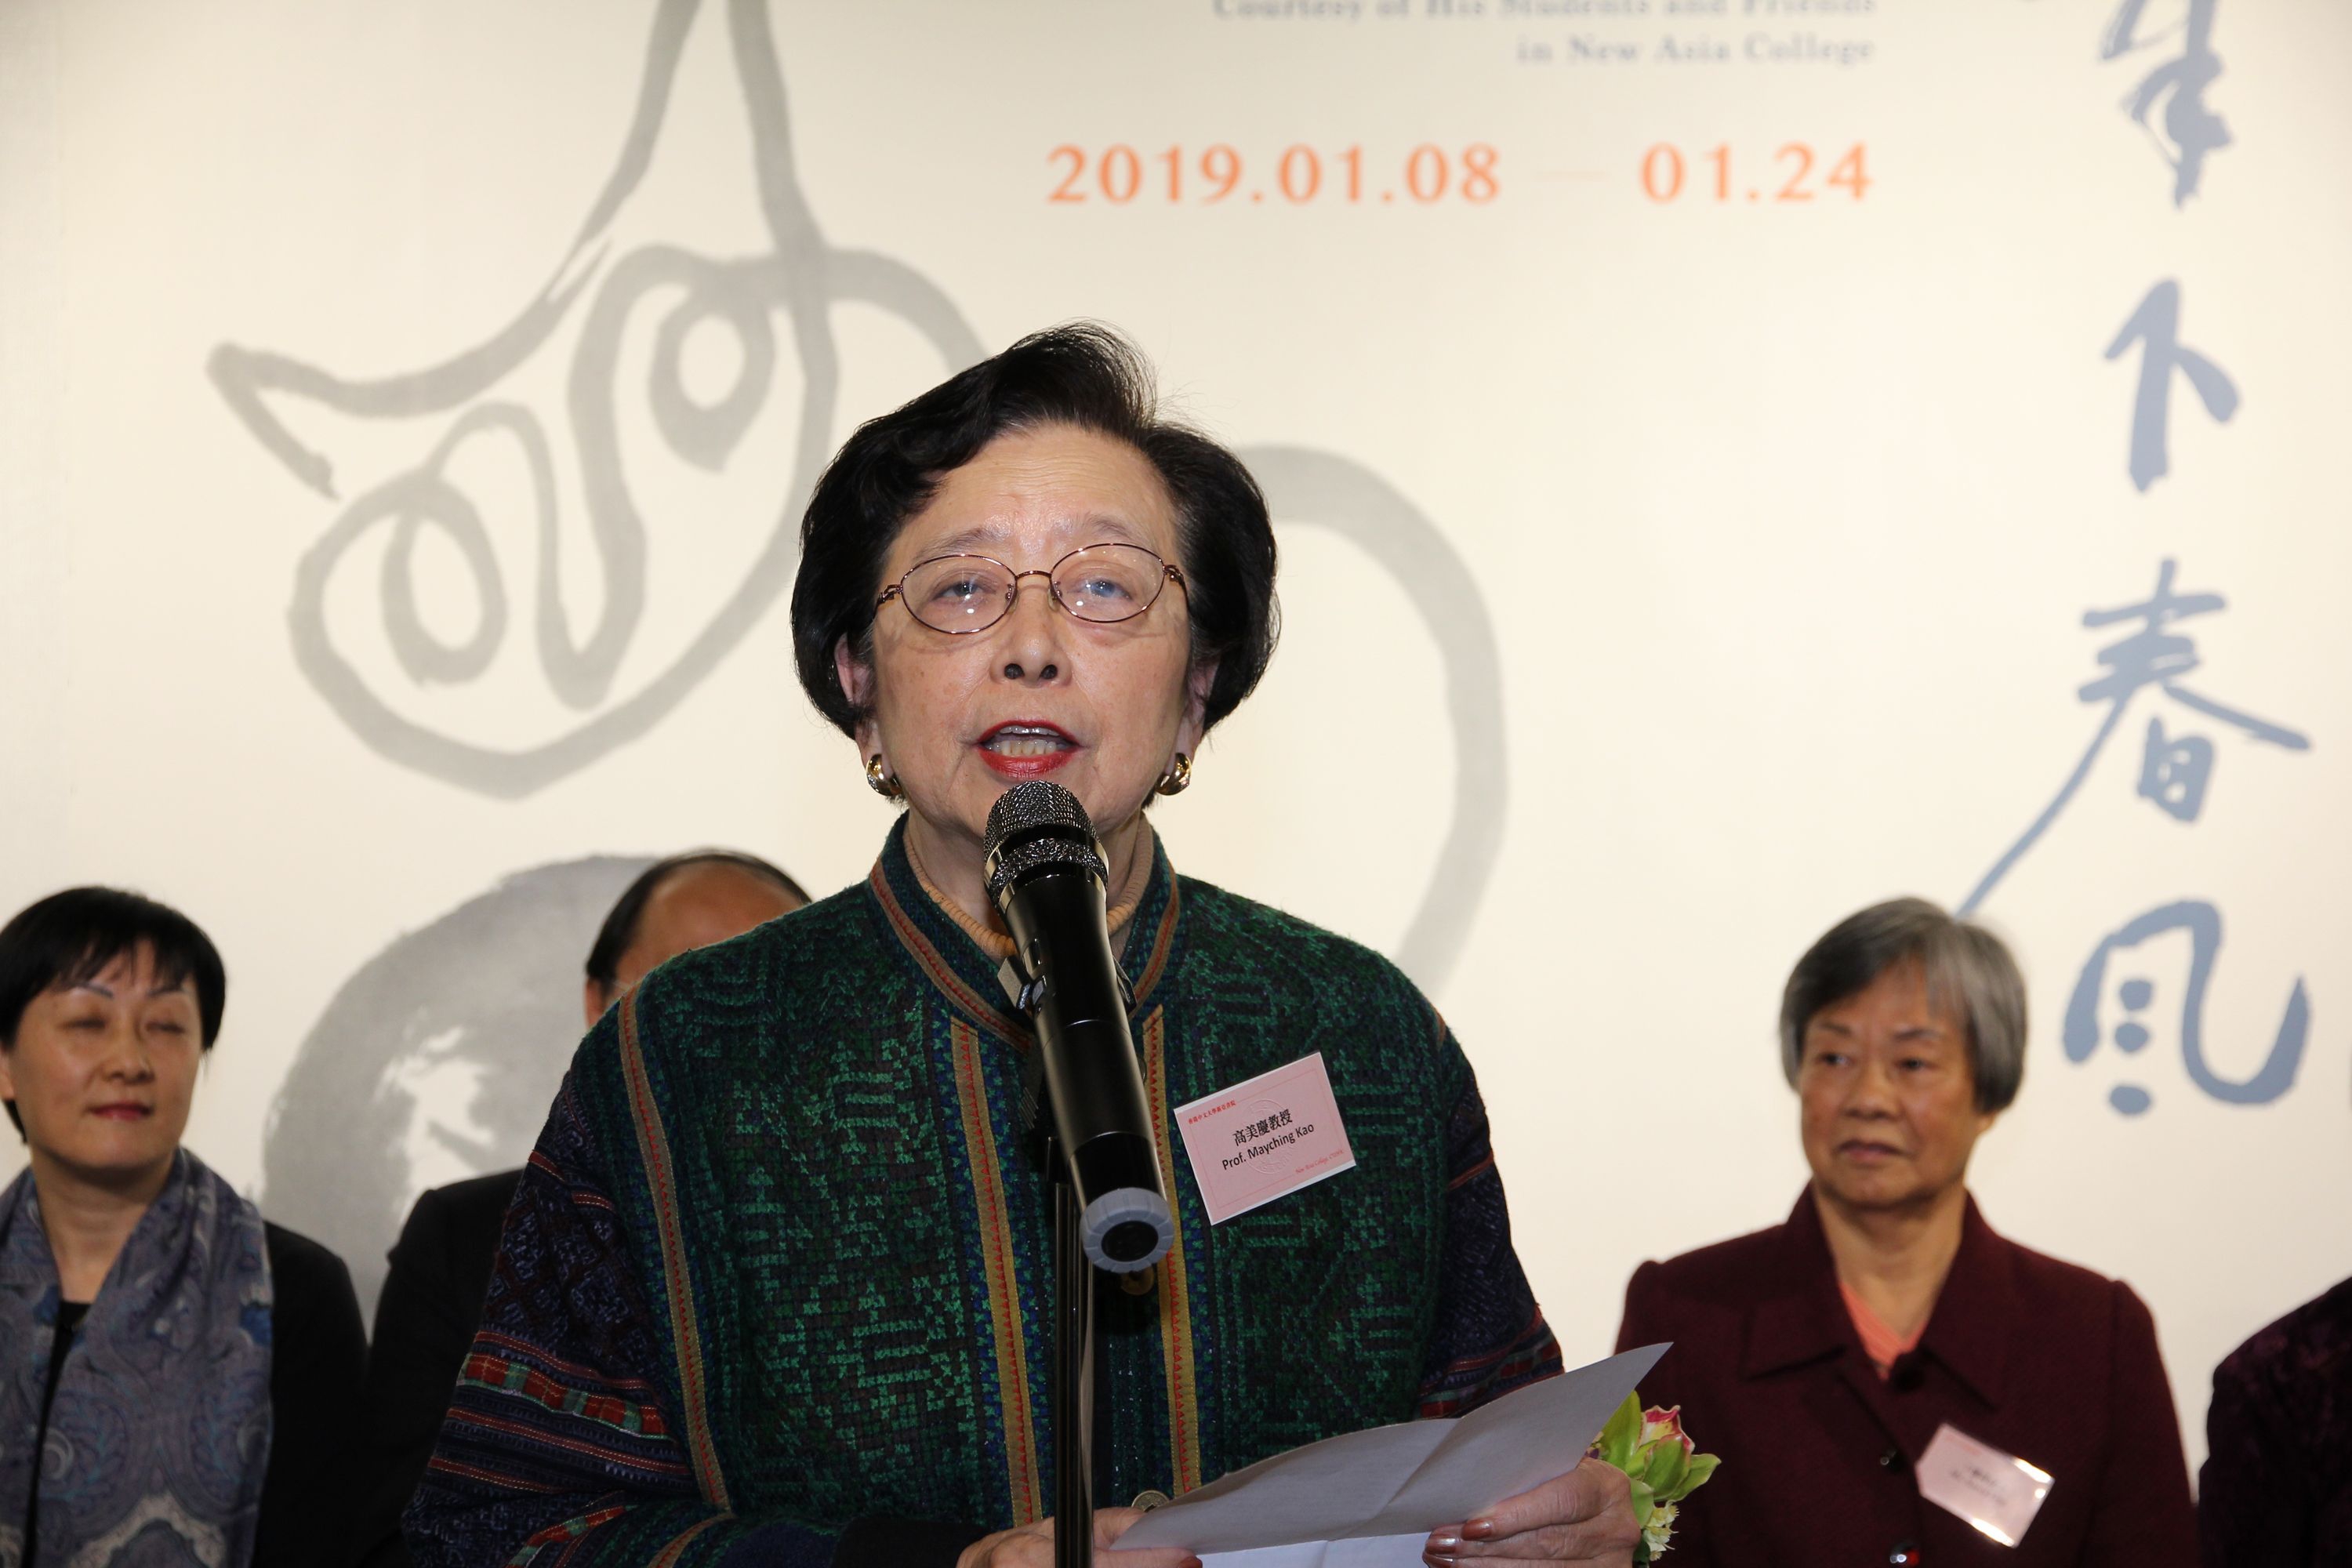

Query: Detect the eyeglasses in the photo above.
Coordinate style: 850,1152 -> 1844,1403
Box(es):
875,543 -> 1188,635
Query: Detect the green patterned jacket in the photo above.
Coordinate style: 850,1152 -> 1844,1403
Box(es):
407,820 -> 1560,1566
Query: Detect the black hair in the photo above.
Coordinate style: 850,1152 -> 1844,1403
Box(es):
583,851 -> 811,991
0,887 -> 227,1136
790,321 -> 1281,737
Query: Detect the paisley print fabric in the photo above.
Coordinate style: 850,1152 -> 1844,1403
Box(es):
0,1150 -> 274,1568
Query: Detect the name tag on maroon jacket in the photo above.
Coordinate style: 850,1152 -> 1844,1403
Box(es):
1915,1423 -> 2054,1547
1172,1053 -> 1357,1224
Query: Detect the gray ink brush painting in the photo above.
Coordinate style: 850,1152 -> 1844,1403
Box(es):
237,0 -> 1508,1309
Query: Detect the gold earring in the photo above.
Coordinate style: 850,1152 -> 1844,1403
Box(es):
865,754 -> 903,800
1154,753 -> 1192,797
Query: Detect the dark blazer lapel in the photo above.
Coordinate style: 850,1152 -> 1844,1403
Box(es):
1742,1191 -> 1852,1379
1744,1189 -> 1934,1454
1913,1195 -> 2015,1411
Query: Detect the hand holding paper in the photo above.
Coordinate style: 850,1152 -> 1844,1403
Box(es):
1417,1456 -> 1644,1566
1116,1345 -> 1670,1568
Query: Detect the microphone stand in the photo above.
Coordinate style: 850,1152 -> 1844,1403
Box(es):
1048,1132 -> 1096,1568
1008,971 -> 1107,1568
985,785 -> 1172,1568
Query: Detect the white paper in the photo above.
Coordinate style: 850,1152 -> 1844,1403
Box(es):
1119,1345 -> 1670,1564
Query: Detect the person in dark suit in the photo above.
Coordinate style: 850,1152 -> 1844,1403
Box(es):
354,851 -> 809,1568
1616,898 -> 2196,1567
2198,1272 -> 2352,1566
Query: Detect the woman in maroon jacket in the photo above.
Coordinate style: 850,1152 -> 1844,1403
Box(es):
1616,898 -> 2196,1567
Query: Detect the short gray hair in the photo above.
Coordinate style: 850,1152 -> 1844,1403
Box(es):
1778,897 -> 2028,1113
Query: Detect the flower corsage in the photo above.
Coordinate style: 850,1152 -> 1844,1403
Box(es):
1590,1394 -> 1721,1563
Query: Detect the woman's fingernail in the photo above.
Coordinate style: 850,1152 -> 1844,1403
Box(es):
1423,1555 -> 1457,1567
1426,1534 -> 1461,1552
1462,1518 -> 1497,1540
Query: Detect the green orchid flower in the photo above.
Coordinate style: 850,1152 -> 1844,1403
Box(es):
1592,1393 -> 1722,1565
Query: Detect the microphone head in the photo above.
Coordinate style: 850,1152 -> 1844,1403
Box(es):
983,782 -> 1106,907
985,779 -> 1095,847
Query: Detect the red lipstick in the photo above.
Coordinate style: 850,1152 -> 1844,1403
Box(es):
976,720 -> 1079,779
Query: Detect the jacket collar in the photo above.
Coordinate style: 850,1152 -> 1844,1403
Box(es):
1742,1186 -> 2014,1410
1914,1192 -> 2016,1409
1740,1189 -> 1855,1381
865,815 -> 1183,1051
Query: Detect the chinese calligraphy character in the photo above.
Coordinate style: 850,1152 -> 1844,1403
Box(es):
2062,899 -> 2309,1114
2099,0 -> 2230,206
2137,717 -> 2212,821
2106,280 -> 2239,493
1961,559 -> 2307,914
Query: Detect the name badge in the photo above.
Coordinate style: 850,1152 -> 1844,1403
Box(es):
1172,1053 -> 1357,1224
1915,1423 -> 2053,1548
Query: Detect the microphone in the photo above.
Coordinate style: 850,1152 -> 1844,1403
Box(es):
983,781 -> 1174,1273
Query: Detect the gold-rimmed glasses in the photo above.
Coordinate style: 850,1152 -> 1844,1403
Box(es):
874,543 -> 1187,634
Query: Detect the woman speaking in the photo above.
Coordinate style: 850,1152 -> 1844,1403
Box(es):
405,327 -> 1635,1568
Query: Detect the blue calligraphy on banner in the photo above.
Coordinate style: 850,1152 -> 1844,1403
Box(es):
1996,2 -> 2318,1119
2106,280 -> 2239,493
1962,559 -> 2309,916
2063,902 -> 2309,1116
1962,563 -> 2313,1116
2099,0 -> 2230,206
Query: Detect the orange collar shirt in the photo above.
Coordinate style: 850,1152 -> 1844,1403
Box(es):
1841,1277 -> 1927,1381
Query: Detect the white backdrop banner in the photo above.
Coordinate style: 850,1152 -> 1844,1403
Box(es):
3,0 -> 2349,1472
